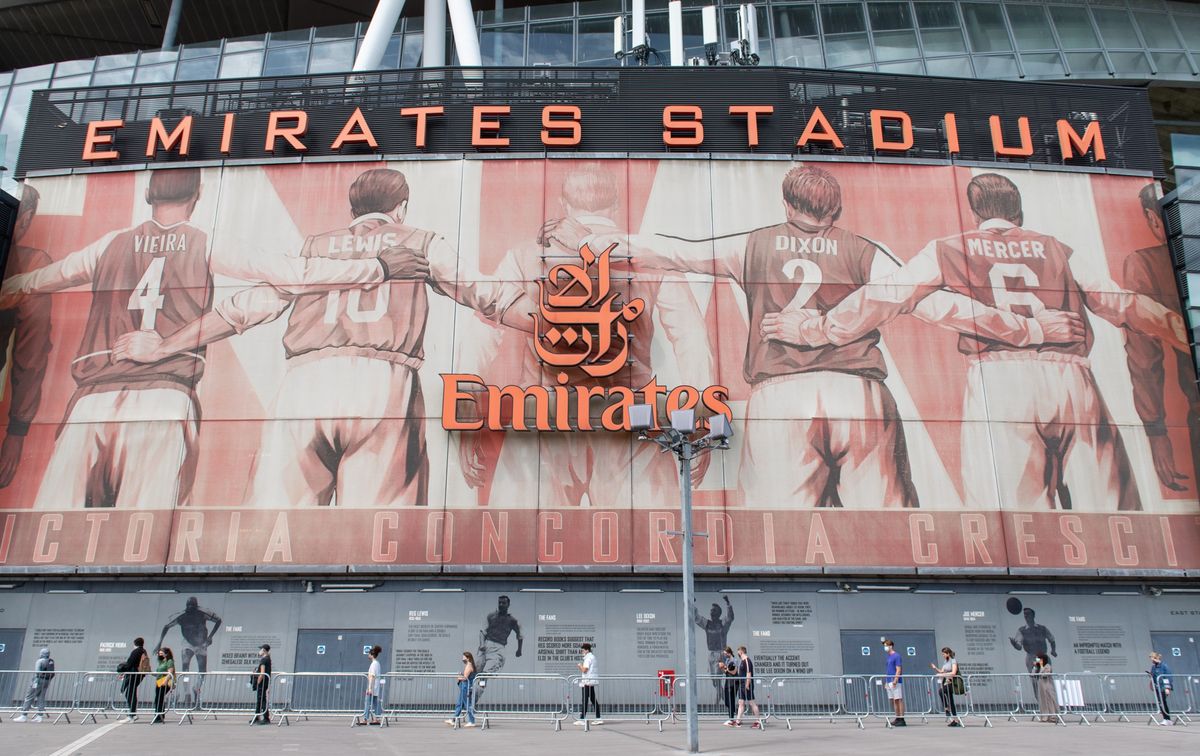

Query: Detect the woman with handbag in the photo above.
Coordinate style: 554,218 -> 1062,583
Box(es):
931,647 -> 962,727
151,647 -> 176,724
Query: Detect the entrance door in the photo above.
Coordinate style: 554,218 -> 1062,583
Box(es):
840,630 -> 937,677
0,628 -> 26,706
1150,631 -> 1200,675
292,630 -> 392,710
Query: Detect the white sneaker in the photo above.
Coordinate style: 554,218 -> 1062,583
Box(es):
573,719 -> 586,726
1160,720 -> 1174,726
13,715 -> 27,722
32,715 -> 44,723
118,716 -> 133,723
593,719 -> 604,725
444,719 -> 456,726
463,722 -> 477,728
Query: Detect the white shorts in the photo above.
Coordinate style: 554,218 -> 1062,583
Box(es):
244,356 -> 427,507
886,683 -> 904,701
739,373 -> 916,508
963,354 -> 1140,511
34,388 -> 198,509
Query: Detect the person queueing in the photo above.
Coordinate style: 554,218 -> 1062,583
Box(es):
251,644 -> 272,725
884,639 -> 906,727
575,643 -> 603,726
118,637 -> 149,722
719,647 -> 739,723
151,647 -> 176,724
1150,652 -> 1174,725
930,647 -> 962,727
357,645 -> 383,726
727,646 -> 762,728
14,647 -> 54,722
446,651 -> 478,728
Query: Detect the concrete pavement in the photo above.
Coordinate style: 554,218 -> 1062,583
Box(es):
1,715 -> 1195,756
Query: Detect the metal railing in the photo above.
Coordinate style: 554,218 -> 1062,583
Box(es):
2,669 -> 1195,729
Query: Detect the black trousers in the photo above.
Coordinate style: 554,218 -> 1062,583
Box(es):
123,675 -> 140,713
580,685 -> 600,718
939,684 -> 958,717
255,684 -> 270,722
724,682 -> 738,719
153,684 -> 168,720
1157,689 -> 1171,720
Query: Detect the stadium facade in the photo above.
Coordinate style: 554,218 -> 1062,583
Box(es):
0,0 -> 1197,687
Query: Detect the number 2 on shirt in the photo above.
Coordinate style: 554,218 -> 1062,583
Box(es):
127,257 -> 166,330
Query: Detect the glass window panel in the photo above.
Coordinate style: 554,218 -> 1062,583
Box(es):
1006,5 -> 1056,51
1151,51 -> 1193,75
961,4 -> 1013,52
224,35 -> 265,53
309,40 -> 355,73
0,72 -> 12,86
868,3 -> 913,31
50,74 -> 91,89
646,10 -> 709,60
915,2 -> 960,28
379,35 -> 403,68
821,3 -> 867,35
480,8 -> 526,24
1109,51 -> 1153,74
138,50 -> 178,66
579,0 -> 623,16
772,5 -> 823,67
825,34 -> 873,67
1020,52 -> 1065,76
973,54 -> 1019,77
269,28 -> 312,46
264,45 -> 311,76
181,40 -> 222,59
401,33 -> 423,67
578,17 -> 620,65
1092,9 -> 1141,48
218,51 -> 263,79
878,60 -> 925,74
529,21 -> 574,65
90,68 -> 134,86
134,63 -> 177,83
176,56 -> 220,81
1065,51 -> 1110,77
1173,134 -> 1200,167
480,26 -> 525,66
0,83 -> 35,177
920,27 -> 967,55
1173,14 -> 1200,52
54,59 -> 93,77
314,24 -> 356,41
1049,7 -> 1100,49
531,2 -> 574,20
1135,13 -> 1183,49
94,55 -> 135,72
873,29 -> 920,61
1179,167 -> 1200,187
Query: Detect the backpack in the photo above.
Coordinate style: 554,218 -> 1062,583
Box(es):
38,658 -> 55,682
138,651 -> 151,674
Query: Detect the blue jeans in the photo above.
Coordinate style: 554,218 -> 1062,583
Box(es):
362,693 -> 381,721
453,680 -> 475,723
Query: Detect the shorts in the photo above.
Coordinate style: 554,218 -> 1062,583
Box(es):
886,683 -> 904,701
738,685 -> 755,702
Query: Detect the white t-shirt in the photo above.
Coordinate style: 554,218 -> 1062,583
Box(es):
581,652 -> 599,685
368,658 -> 382,696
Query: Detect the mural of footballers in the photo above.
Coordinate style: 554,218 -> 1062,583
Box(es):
0,168 -> 417,509
693,596 -> 734,704
476,595 -> 523,698
154,596 -> 222,702
763,172 -> 1188,511
113,167 -> 534,507
1123,184 -> 1200,493
557,165 -> 1068,508
457,164 -> 713,504
0,184 -> 51,488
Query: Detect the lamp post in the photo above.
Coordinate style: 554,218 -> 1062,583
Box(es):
630,405 -> 732,754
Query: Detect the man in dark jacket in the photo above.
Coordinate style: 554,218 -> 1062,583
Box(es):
251,644 -> 272,725
118,637 -> 148,721
1150,652 -> 1175,725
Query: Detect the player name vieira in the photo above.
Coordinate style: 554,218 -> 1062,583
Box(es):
79,105 -> 1110,160
440,374 -> 732,432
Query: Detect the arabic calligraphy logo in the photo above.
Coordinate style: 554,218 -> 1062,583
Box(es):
535,241 -> 645,380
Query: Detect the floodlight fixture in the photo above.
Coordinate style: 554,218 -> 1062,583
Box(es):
629,403 -> 654,432
670,408 -> 696,433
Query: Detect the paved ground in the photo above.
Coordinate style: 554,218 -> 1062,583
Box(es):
0,715 -> 1195,756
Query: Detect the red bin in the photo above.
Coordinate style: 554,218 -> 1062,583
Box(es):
657,669 -> 675,697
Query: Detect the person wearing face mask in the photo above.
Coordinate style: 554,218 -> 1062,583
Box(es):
883,639 -> 905,727
930,647 -> 962,727
151,647 -> 175,724
250,644 -> 272,725
446,651 -> 478,728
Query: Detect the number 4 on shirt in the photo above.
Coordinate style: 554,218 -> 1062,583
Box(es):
128,257 -> 167,330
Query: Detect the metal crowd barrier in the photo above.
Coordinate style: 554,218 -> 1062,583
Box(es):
1178,675 -> 1200,724
672,674 -> 768,729
1099,672 -> 1168,724
380,673 -> 466,724
965,672 -> 1026,725
767,675 -> 866,729
170,671 -> 260,723
473,674 -> 569,730
866,674 -> 938,727
0,669 -> 78,724
1052,673 -> 1107,725
271,672 -> 370,725
564,674 -> 671,731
